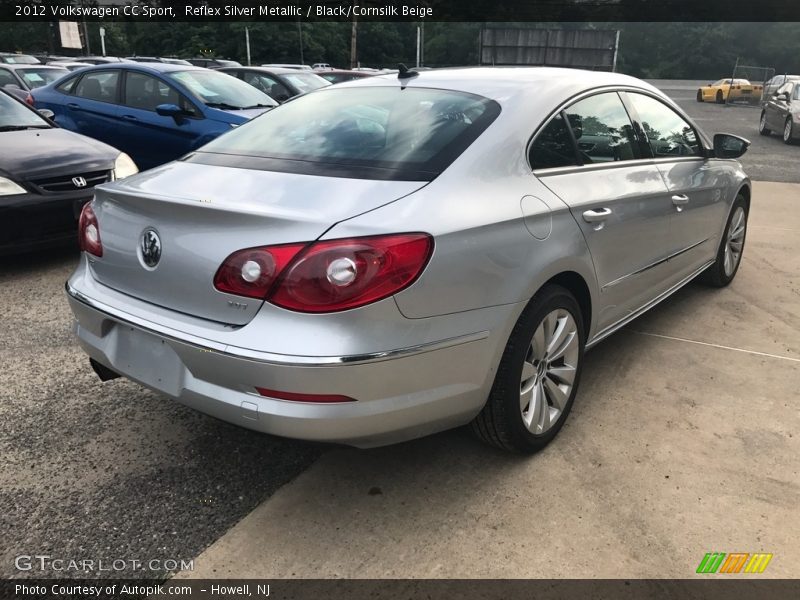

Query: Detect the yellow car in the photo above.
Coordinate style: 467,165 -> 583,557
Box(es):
697,78 -> 763,104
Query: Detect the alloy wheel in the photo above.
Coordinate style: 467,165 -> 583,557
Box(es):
724,206 -> 746,277
784,119 -> 793,142
519,309 -> 579,435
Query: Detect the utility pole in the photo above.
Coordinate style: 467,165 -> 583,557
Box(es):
297,19 -> 304,64
416,26 -> 420,67
245,26 -> 251,65
79,0 -> 91,54
350,0 -> 357,69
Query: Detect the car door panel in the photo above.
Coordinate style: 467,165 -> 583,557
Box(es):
539,164 -> 674,332
117,70 -> 205,170
622,92 -> 724,282
67,70 -> 122,147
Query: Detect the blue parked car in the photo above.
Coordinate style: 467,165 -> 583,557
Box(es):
31,63 -> 276,170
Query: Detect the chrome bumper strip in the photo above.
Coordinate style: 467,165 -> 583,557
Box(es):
65,282 -> 489,366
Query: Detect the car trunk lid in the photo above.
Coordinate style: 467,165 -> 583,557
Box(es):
89,161 -> 426,325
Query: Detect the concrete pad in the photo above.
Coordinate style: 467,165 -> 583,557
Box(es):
180,182 -> 799,579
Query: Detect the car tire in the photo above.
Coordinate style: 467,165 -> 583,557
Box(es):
699,194 -> 748,287
716,90 -> 725,104
783,118 -> 795,144
471,284 -> 585,454
758,111 -> 771,136
696,90 -> 703,102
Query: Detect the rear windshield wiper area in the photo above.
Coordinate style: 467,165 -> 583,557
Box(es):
0,125 -> 50,131
204,102 -> 244,110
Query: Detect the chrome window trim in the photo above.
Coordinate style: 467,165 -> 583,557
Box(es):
65,281 -> 489,367
528,85 -> 712,176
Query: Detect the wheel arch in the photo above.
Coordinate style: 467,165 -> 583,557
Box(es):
738,182 -> 751,212
540,270 -> 592,340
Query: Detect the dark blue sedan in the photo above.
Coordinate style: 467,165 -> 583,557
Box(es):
31,63 -> 276,170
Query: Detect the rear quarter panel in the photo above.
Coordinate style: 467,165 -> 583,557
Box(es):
323,99 -> 599,334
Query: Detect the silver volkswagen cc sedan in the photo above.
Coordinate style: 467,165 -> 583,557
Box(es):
66,67 -> 751,453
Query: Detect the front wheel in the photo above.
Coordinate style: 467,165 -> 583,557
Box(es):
696,90 -> 704,102
700,195 -> 748,287
471,284 -> 585,454
716,90 -> 725,104
759,111 -> 771,136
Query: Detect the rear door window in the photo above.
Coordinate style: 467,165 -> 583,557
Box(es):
74,70 -> 120,103
529,113 -> 578,170
563,92 -> 639,163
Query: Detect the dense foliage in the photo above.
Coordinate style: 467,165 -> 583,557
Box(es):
1,21 -> 799,79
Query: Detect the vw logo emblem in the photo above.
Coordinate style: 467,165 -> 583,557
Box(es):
72,176 -> 87,188
139,228 -> 162,268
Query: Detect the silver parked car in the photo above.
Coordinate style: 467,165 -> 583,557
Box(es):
66,68 -> 751,453
759,78 -> 800,144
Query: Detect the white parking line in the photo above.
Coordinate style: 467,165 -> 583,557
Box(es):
627,330 -> 800,363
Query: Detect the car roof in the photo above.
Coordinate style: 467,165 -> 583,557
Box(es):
331,66 -> 659,104
231,66 -> 307,75
70,62 -> 204,74
0,63 -> 69,71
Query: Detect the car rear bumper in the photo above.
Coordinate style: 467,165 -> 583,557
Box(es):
66,278 -> 510,448
0,190 -> 92,254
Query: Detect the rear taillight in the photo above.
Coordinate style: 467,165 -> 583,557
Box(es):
25,93 -> 34,106
214,233 -> 433,313
213,243 -> 306,299
78,202 -> 102,257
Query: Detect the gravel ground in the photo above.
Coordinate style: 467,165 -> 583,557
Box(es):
0,250 -> 322,579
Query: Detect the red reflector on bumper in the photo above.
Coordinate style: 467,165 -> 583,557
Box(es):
255,387 -> 356,403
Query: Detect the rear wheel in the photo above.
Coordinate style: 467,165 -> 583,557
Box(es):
700,195 -> 748,287
696,90 -> 703,102
783,118 -> 795,144
758,111 -> 771,135
716,90 -> 725,104
471,284 -> 585,454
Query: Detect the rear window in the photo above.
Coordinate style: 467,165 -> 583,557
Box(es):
189,86 -> 501,180
281,72 -> 331,94
18,68 -> 68,88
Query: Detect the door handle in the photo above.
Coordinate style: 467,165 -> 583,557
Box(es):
121,115 -> 138,121
66,103 -> 80,110
672,194 -> 690,205
582,208 -> 612,223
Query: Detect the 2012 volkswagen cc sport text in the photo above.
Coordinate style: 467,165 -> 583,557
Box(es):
66,68 -> 751,453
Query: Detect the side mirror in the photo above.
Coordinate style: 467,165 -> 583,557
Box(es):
776,93 -> 789,102
713,133 -> 750,159
37,108 -> 55,119
156,103 -> 183,118
275,93 -> 290,103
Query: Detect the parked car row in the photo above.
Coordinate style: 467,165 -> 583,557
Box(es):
32,63 -> 276,170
